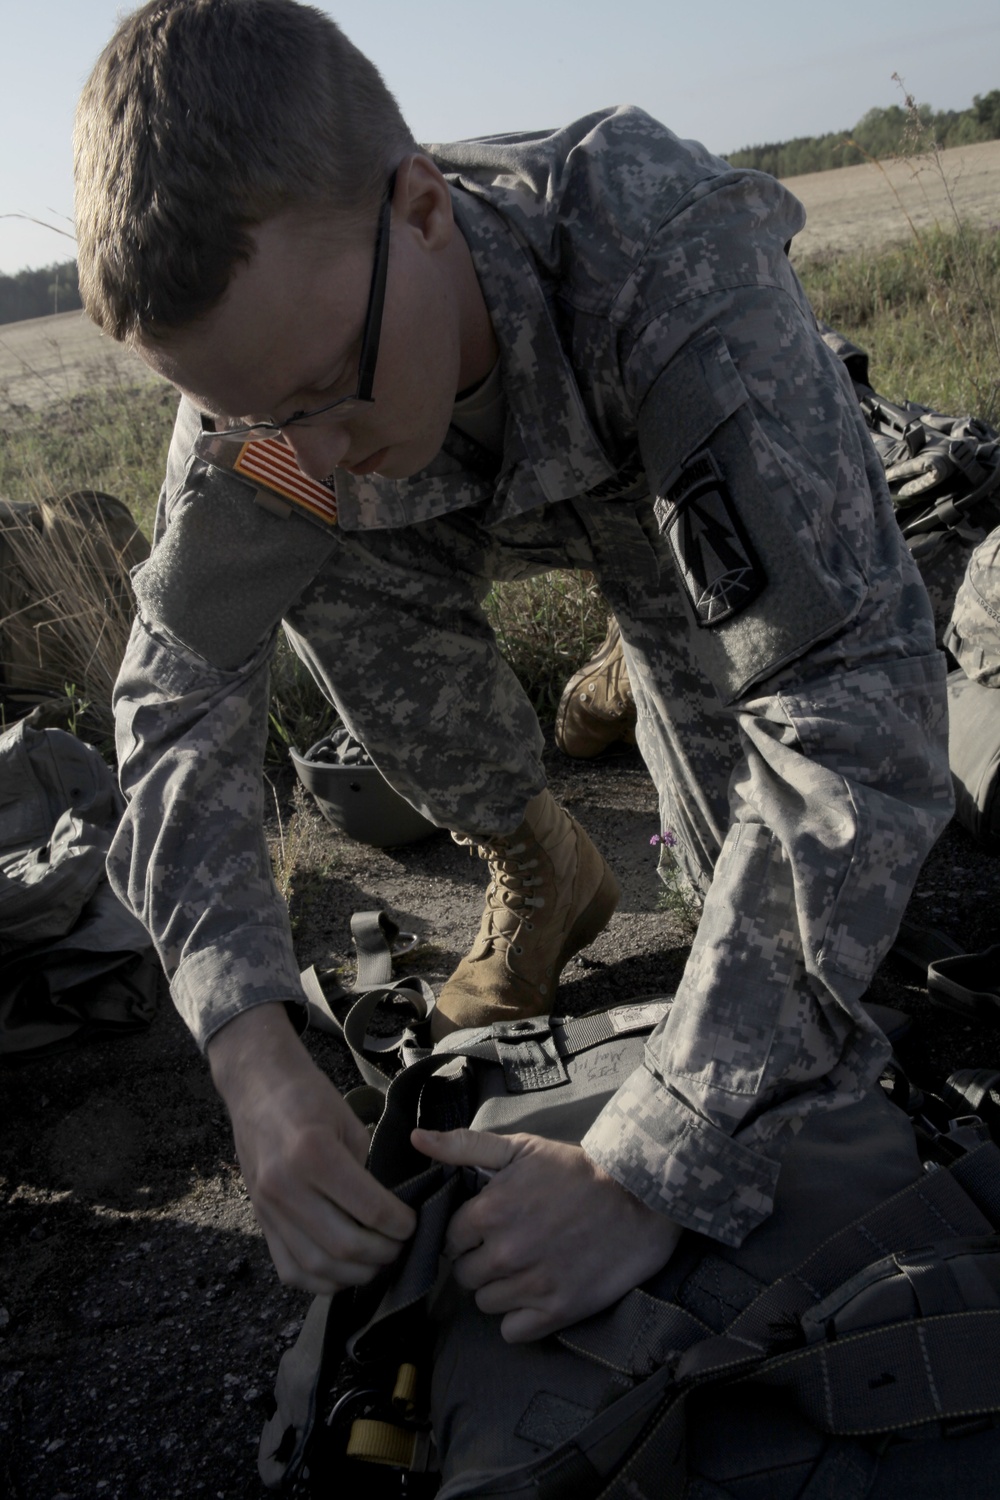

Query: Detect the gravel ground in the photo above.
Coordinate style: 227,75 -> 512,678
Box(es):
2,733 -> 998,1499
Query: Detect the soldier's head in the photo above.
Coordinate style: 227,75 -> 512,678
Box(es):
74,0 -> 497,482
74,0 -> 416,344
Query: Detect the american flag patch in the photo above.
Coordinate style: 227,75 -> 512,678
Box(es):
232,439 -> 338,525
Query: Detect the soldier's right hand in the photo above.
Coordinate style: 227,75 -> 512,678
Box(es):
207,1003 -> 416,1293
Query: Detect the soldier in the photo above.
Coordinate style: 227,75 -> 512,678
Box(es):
75,0 -> 953,1342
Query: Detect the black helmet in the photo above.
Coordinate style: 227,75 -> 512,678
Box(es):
290,727 -> 436,848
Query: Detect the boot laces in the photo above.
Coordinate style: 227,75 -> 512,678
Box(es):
474,837 -> 545,955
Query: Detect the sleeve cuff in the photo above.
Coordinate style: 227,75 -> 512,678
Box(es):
581,1060 -> 781,1247
171,930 -> 308,1051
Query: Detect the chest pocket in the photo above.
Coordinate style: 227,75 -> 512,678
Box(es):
638,325 -> 866,704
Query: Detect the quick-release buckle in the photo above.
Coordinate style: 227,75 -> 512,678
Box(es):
917,1110 -> 992,1160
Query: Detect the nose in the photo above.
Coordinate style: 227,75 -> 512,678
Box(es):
280,422 -> 352,481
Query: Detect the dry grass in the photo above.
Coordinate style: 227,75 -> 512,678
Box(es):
0,492 -> 147,742
484,571 -> 610,718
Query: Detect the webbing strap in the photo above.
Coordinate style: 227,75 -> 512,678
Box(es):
557,1288 -> 711,1378
594,1396 -> 687,1500
750,1306 -> 1000,1435
555,999 -> 672,1060
349,1166 -> 467,1362
952,1143 -> 1000,1224
299,910 -> 434,1093
726,1146 -> 1000,1348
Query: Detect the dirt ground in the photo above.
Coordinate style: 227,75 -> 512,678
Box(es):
3,142 -> 1000,1498
3,735 -> 999,1500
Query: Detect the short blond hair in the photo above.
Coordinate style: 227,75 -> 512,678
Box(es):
74,0 -> 416,342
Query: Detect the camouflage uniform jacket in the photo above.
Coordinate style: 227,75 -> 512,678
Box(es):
110,108 -> 952,1246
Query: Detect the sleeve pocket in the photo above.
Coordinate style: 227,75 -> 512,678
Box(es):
637,325 -> 865,704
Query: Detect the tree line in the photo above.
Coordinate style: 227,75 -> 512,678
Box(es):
728,90 -> 1000,179
0,260 -> 82,326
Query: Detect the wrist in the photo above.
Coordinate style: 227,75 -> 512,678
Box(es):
207,1001 -> 307,1099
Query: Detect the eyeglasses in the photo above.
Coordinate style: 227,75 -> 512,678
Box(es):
212,172 -> 396,443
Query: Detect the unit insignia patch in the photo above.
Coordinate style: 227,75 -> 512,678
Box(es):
654,452 -> 765,626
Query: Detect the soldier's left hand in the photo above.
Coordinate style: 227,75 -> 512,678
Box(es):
411,1127 -> 682,1342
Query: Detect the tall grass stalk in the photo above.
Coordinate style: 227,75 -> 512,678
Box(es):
0,496 -> 145,741
485,572 -> 609,719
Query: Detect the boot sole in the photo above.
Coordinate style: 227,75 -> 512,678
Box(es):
556,860 -> 621,970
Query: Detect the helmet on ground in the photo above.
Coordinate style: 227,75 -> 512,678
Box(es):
290,726 -> 437,848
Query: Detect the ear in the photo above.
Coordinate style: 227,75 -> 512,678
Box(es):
394,153 -> 454,253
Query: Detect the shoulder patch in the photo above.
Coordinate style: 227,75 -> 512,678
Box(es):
654,451 -> 765,626
194,431 -> 338,527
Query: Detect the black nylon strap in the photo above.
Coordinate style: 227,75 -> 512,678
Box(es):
557,1288 -> 711,1378
726,1147 -> 1000,1348
751,1307 -> 1000,1434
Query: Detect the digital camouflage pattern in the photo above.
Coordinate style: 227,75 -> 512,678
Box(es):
947,523 -> 1000,686
109,108 -> 953,1246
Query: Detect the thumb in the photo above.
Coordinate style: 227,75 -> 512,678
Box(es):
411,1126 -> 521,1173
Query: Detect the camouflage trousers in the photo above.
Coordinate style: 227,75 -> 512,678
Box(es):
281,492 -> 738,897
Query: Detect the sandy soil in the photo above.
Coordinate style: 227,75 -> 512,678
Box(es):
785,136 -> 1000,261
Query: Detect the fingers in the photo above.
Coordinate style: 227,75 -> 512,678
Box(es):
500,1307 -> 558,1344
265,1212 -> 407,1296
326,1150 -> 417,1244
411,1126 -> 521,1173
251,1151 -> 415,1295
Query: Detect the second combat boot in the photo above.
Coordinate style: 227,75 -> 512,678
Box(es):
554,617 -> 637,758
433,788 -> 619,1037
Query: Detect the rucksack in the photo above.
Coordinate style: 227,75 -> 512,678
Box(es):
258,947 -> 1000,1499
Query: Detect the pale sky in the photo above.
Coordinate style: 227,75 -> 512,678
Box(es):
3,0 -> 998,275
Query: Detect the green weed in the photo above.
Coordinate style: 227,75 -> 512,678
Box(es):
267,632 -> 336,765
484,571 -> 610,719
799,222 -> 1000,422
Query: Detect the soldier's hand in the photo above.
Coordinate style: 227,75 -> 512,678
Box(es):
412,1127 -> 681,1342
208,1004 -> 415,1293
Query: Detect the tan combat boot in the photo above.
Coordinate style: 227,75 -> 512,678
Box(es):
554,617 -> 637,758
433,789 -> 620,1037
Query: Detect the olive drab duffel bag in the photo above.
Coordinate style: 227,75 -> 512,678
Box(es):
258,956 -> 1000,1500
